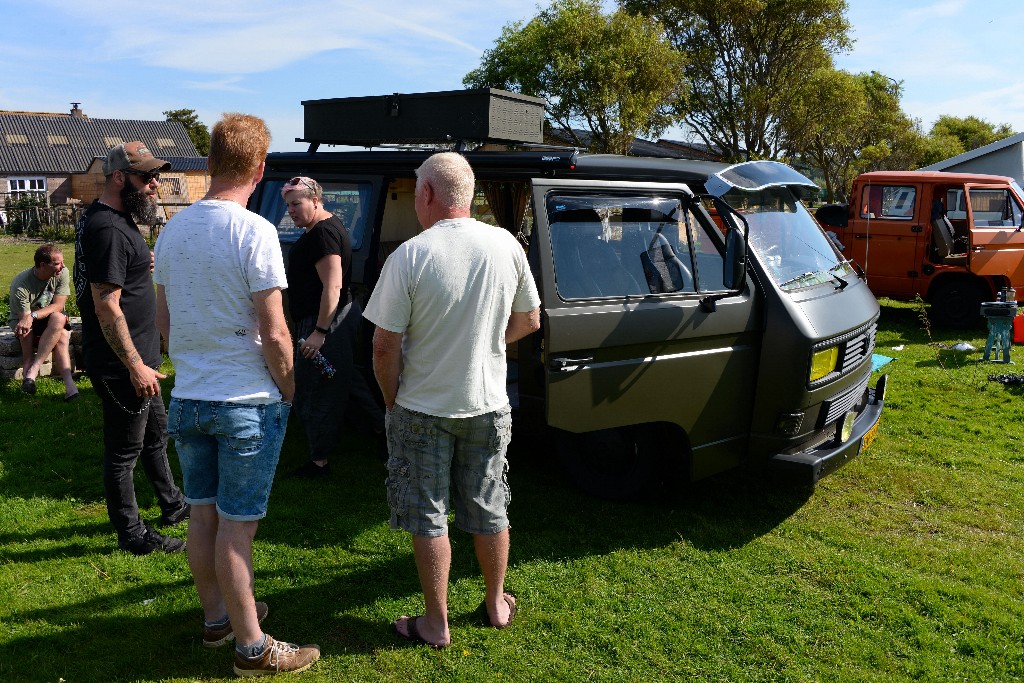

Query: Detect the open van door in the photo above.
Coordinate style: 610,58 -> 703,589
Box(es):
965,182 -> 1024,284
530,178 -> 761,496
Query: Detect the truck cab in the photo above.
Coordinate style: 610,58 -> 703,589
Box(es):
253,89 -> 886,497
816,171 -> 1024,328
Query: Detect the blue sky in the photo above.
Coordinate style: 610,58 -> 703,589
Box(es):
1,0 -> 1021,153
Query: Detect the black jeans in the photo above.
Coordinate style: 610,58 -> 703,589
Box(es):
92,373 -> 185,543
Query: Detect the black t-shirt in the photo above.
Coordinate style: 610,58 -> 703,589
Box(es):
74,201 -> 161,377
286,216 -> 353,321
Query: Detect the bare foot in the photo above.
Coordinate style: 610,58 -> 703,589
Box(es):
486,592 -> 517,629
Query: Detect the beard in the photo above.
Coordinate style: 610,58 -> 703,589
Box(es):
120,182 -> 160,225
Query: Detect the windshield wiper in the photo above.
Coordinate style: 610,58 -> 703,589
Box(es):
828,262 -> 851,290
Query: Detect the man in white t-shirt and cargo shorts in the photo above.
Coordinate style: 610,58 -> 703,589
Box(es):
364,152 -> 541,649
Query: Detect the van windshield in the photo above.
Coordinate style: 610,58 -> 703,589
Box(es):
725,186 -> 852,291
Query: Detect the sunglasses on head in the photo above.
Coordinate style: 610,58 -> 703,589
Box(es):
285,176 -> 318,193
122,168 -> 160,183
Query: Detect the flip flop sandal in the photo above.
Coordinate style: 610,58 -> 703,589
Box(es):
392,616 -> 449,650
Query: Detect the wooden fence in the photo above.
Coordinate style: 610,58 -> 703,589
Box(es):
0,197 -> 190,242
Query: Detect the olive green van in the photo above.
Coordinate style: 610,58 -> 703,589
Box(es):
252,94 -> 885,499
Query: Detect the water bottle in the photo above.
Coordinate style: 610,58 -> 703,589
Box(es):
298,338 -> 336,378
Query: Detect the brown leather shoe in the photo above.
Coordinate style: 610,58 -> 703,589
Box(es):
233,634 -> 320,677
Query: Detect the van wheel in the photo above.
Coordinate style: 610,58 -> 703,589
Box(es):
555,426 -> 658,500
929,280 -> 986,329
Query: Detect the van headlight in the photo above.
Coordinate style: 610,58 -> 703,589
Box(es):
809,346 -> 838,382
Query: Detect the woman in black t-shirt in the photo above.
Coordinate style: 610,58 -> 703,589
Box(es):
283,176 -> 380,478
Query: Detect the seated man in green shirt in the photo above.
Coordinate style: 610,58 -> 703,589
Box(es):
8,243 -> 79,400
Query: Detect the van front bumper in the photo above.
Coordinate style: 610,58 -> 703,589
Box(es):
768,375 -> 886,484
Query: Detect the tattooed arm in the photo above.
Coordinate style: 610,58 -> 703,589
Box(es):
90,282 -> 166,397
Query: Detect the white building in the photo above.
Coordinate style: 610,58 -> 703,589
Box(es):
920,132 -> 1024,185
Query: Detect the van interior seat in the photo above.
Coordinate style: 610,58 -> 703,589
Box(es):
931,215 -> 967,265
640,231 -> 693,293
619,207 -> 694,294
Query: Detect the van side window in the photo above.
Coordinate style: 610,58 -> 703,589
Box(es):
860,185 -> 916,220
966,188 -> 1023,226
259,179 -> 373,247
548,195 -> 719,300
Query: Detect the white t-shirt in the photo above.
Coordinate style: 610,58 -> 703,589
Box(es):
154,199 -> 288,402
363,217 -> 540,418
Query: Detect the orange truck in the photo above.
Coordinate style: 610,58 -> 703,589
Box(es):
815,171 -> 1024,327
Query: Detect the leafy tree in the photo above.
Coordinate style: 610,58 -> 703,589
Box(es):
784,69 -> 921,201
622,0 -> 851,161
849,73 -> 925,174
464,0 -> 686,155
918,133 -> 965,168
163,108 -> 211,156
928,115 -> 1015,154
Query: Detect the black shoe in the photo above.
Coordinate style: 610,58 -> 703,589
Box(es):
120,524 -> 186,556
288,460 -> 331,479
160,502 -> 191,527
21,378 -> 36,395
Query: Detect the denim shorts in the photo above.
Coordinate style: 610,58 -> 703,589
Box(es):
385,404 -> 512,537
167,398 -> 290,521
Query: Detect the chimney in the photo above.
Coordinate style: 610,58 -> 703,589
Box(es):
70,103 -> 83,118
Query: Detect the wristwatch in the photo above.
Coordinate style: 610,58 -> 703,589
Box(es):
30,311 -> 38,320
314,325 -> 330,335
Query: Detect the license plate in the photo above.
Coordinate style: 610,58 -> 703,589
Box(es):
861,419 -> 880,452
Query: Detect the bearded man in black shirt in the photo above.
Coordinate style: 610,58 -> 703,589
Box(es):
74,142 -> 190,555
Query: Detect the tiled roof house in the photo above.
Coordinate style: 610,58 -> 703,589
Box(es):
0,104 -> 208,218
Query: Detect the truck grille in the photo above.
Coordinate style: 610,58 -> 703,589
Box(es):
810,321 -> 877,389
822,376 -> 869,425
841,323 -> 876,374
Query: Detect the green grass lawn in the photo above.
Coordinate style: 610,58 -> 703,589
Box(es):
2,237 -> 1023,681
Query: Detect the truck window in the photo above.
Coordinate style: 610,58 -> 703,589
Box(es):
547,194 -> 722,299
859,185 -> 916,220
966,188 -> 1023,226
258,179 -> 373,248
945,189 -> 966,219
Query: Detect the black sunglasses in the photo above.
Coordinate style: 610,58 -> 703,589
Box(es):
285,176 -> 318,193
122,168 -> 161,183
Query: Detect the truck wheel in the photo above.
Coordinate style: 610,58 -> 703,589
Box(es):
929,280 -> 986,329
555,426 -> 659,500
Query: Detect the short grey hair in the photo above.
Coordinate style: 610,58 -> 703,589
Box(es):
415,152 -> 475,210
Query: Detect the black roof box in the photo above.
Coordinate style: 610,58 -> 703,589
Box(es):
299,88 -> 545,148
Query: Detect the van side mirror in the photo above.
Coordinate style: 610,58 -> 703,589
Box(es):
712,195 -> 748,291
724,227 -> 746,290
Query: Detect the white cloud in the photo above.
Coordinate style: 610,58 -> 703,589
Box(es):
33,0 -> 508,75
184,77 -> 256,94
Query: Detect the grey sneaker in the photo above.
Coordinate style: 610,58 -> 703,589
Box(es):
203,601 -> 270,648
233,634 -> 320,677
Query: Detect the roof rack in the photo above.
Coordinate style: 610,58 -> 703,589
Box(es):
298,88 -> 545,152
